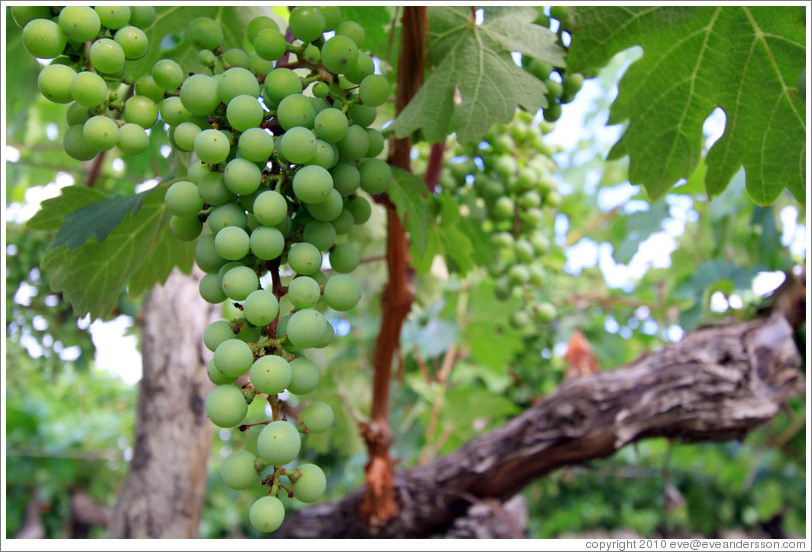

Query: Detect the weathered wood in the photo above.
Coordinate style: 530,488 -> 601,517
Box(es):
273,314 -> 804,538
108,268 -> 220,538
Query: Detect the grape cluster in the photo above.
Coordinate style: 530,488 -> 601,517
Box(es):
18,5 -> 391,534
425,111 -> 562,332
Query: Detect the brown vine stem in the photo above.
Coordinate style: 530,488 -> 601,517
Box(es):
358,6 -> 427,530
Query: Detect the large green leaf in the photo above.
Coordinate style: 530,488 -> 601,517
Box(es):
389,6 -> 565,144
37,184 -> 194,319
567,6 -> 806,205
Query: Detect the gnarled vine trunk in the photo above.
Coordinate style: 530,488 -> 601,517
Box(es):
108,268 -> 219,538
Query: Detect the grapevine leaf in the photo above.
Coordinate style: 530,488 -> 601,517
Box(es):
611,200 -> 670,264
51,192 -> 149,250
339,7 -> 393,52
464,280 -> 524,373
26,186 -> 109,232
436,195 -> 475,274
389,167 -> 431,259
567,6 -> 806,205
389,6 -> 565,144
39,184 -> 194,319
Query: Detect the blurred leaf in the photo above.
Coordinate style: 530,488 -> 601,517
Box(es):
389,167 -> 430,259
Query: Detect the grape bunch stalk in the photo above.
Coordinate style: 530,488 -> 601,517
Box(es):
16,5 -> 392,534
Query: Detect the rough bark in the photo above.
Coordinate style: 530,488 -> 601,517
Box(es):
273,314 -> 804,538
108,268 -> 220,538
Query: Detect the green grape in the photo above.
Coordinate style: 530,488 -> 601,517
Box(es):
207,203 -> 248,234
205,385 -> 248,428
95,6 -> 131,29
319,6 -> 342,31
305,188 -> 343,222
11,6 -> 52,28
264,68 -> 303,105
198,171 -> 234,206
152,59 -> 184,91
348,104 -> 377,128
223,158 -> 262,196
22,19 -> 67,59
123,95 -> 158,128
293,464 -> 326,503
279,127 -> 316,165
172,122 -> 201,151
243,289 -> 280,326
134,75 -> 164,103
543,101 -> 561,122
226,95 -> 264,132
222,265 -> 259,301
358,158 -> 392,195
249,53 -> 274,76
336,20 -> 365,47
198,48 -> 216,68
286,309 -> 329,349
336,125 -> 369,161
114,26 -> 148,59
238,127 -> 275,163
544,78 -> 563,100
221,450 -> 259,490
287,276 -> 321,309
330,162 -> 360,196
534,302 -> 557,323
118,123 -> 150,155
58,6 -> 101,43
287,356 -> 319,394
63,124 -> 97,161
82,115 -> 119,151
223,48 -> 250,69
37,64 -> 76,104
346,196 -> 372,225
323,274 -> 361,311
515,239 -> 535,263
329,243 -> 359,274
207,359 -> 237,385
303,43 -> 321,64
257,420 -> 301,465
214,226 -> 250,260
128,6 -> 156,29
199,271 -> 227,303
321,34 -> 358,75
253,190 -> 288,226
311,81 -> 329,99
508,264 -> 529,286
195,233 -> 227,273
214,338 -> 255,378
204,320 -> 237,352
188,160 -> 210,183
310,139 -> 338,169
164,180 -> 203,218
359,74 -> 389,107
217,67 -> 260,105
276,94 -> 317,130
250,227 -> 285,260
525,57 -> 552,80
89,38 -> 126,74
365,128 -> 385,158
249,496 -> 285,534
289,6 -> 325,43
66,102 -> 91,126
187,17 -> 224,51
331,209 -> 354,234
301,401 -> 333,432
528,263 -> 545,287
509,309 -> 531,329
303,220 -> 336,251
293,164 -> 333,204
561,73 -> 584,103
180,74 -> 220,116
313,108 -> 348,143
159,96 -> 192,126
288,242 -> 322,275
194,129 -> 231,164
344,51 -> 375,84
247,15 -> 278,43
250,355 -> 291,395
254,28 -> 288,62
492,196 -> 514,219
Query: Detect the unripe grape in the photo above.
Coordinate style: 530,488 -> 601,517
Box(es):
194,129 -> 231,164
195,233 -> 227,273
159,96 -> 192,126
321,34 -> 359,75
220,450 -> 259,490
22,19 -> 67,59
217,67 -> 260,105
250,227 -> 285,260
11,6 -> 52,28
214,226 -> 250,260
164,180 -> 203,218
134,75 -> 164,103
199,271 -> 227,303
89,38 -> 126,74
83,115 -> 119,151
320,6 -> 342,30
204,319 -> 236,352
344,51 -> 375,84
66,102 -> 91,126
276,94 -> 317,130
187,17 -> 224,51
323,274 -> 361,311
346,196 -> 372,224
63,125 -> 97,161
311,81 -> 329,99
293,164 -> 333,204
543,101 -> 562,122
249,496 -> 285,533
249,53 -> 274,76
534,302 -> 557,323
152,59 -> 184,91
348,103 -> 377,128
365,128 -> 385,158
221,265 -> 259,301
288,276 -> 321,309
310,139 -> 338,169
207,359 -> 237,385
359,74 -> 389,107
264,68 -> 302,105
114,25 -> 148,59
257,420 -> 301,465
123,95 -> 158,128
247,16 -> 278,43
238,127 -> 275,163
336,125 -> 369,161
223,158 -> 262,196
214,338 -> 255,378
293,464 -> 326,503
254,28 -> 288,61
243,289 -> 280,326
329,243 -> 359,273
129,6 -> 156,29
515,239 -> 535,263
253,190 -> 287,226
510,309 -> 531,329
289,6 -> 325,43
358,158 -> 392,195
279,127 -> 316,164
95,6 -> 131,29
288,242 -> 322,275
205,385 -> 248,427
223,47 -> 250,69
305,188 -> 343,222
302,401 -> 333,432
287,356 -> 319,395
313,108 -> 348,143
172,122 -> 201,151
286,308 -> 329,349
336,20 -> 365,46
226,95 -> 264,132
250,355 -> 291,395
508,264 -> 530,286
180,74 -> 220,116
37,64 -> 76,104
198,171 -> 234,206
58,6 -> 101,43
303,220 -> 336,251
118,123 -> 150,155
